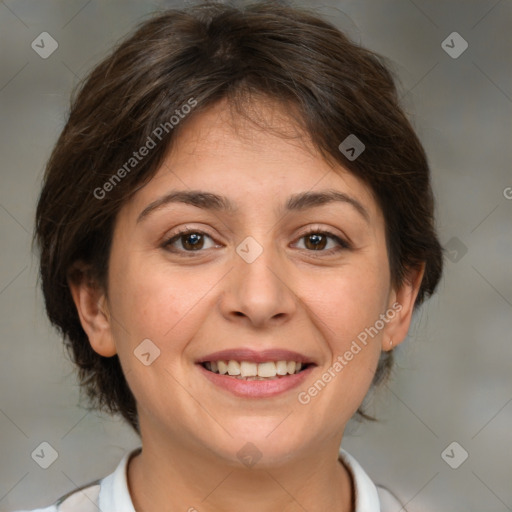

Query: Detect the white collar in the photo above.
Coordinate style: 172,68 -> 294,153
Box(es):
97,447 -> 391,512
97,448 -> 139,512
338,448 -> 381,511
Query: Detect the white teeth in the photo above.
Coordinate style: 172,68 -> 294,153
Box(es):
227,360 -> 241,376
276,361 -> 288,375
258,361 -> 277,377
240,361 -> 258,377
204,359 -> 306,378
217,360 -> 228,374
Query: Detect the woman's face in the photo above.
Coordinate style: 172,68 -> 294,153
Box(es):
79,98 -> 420,466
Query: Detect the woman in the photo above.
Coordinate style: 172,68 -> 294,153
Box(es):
18,1 -> 443,510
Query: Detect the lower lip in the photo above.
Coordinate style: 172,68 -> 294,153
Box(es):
197,363 -> 314,398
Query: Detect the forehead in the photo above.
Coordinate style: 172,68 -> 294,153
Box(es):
123,97 -> 382,224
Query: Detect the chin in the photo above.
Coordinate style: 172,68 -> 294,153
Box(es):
209,427 -> 307,467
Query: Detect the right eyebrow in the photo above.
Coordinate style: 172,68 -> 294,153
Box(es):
137,190 -> 239,223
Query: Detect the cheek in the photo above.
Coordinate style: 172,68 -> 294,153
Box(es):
107,251 -> 217,353
295,256 -> 389,416
303,259 -> 390,347
106,253 -> 210,407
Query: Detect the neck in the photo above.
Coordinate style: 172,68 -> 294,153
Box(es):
127,432 -> 354,512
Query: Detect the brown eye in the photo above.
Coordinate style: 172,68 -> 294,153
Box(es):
163,230 -> 217,253
304,233 -> 328,251
294,229 -> 350,254
180,232 -> 205,250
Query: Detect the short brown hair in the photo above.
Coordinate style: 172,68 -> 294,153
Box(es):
34,1 -> 443,434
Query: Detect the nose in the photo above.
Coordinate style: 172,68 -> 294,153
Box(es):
219,239 -> 297,328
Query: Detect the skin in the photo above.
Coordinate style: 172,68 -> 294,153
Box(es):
69,97 -> 424,512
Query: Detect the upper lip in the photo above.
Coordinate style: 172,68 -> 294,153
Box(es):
196,348 -> 317,365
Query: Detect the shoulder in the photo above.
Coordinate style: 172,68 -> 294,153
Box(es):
9,508 -> 58,512
9,447 -> 141,512
339,448 -> 406,512
376,485 -> 406,511
9,481 -> 101,512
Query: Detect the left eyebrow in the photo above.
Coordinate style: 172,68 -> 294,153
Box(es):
136,189 -> 370,224
285,189 -> 370,223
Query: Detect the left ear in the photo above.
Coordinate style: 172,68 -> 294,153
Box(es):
382,262 -> 425,351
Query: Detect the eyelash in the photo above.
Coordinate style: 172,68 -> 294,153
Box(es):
162,227 -> 351,257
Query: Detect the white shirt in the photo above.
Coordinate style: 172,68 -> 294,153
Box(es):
12,447 -> 403,512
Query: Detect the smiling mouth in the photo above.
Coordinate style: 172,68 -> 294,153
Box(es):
200,360 -> 313,380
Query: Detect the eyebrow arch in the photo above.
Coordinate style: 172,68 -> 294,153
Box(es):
136,189 -> 370,224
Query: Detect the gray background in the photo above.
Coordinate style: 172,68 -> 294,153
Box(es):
1,0 -> 511,510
